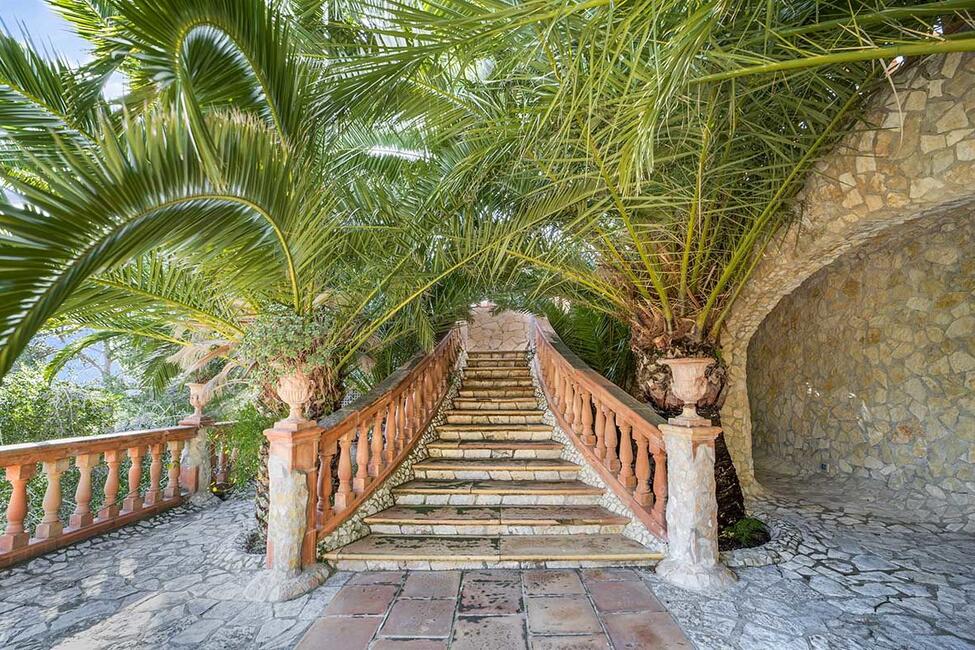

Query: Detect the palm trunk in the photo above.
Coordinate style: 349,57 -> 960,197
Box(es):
632,342 -> 746,531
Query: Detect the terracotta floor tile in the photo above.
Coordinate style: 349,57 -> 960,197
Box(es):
526,595 -> 601,635
379,599 -> 455,638
579,567 -> 640,583
529,633 -> 611,649
459,575 -> 523,615
401,571 -> 462,599
522,570 -> 586,595
587,580 -> 664,613
296,615 -> 382,650
370,640 -> 448,650
602,611 -> 693,649
451,614 -> 528,650
349,571 -> 407,586
323,585 -> 399,616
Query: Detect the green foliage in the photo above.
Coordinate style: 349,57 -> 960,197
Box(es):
719,516 -> 770,550
236,304 -> 335,387
224,403 -> 274,486
0,364 -> 119,446
540,302 -> 635,393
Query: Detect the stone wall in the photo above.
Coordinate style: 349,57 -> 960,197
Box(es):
747,211 -> 975,521
465,303 -> 531,351
720,52 -> 975,491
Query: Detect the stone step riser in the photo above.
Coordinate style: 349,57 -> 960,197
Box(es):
465,359 -> 524,368
413,469 -> 579,481
332,558 -> 658,571
445,413 -> 545,425
465,369 -> 533,379
394,493 -> 603,506
458,389 -> 536,399
427,448 -> 564,460
368,523 -> 626,535
450,400 -> 538,411
466,352 -> 526,361
462,379 -> 534,388
437,431 -> 553,442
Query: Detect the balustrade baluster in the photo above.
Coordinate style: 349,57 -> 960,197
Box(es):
651,446 -> 667,523
385,400 -> 398,463
353,422 -> 370,493
634,435 -> 652,506
593,403 -> 606,457
97,450 -> 122,521
316,440 -> 337,526
581,390 -> 596,445
572,385 -> 584,433
144,443 -> 165,505
34,459 -> 69,540
122,446 -> 144,514
551,365 -> 561,407
334,431 -> 355,511
69,454 -> 97,529
561,380 -> 573,421
0,464 -> 35,551
618,421 -> 636,488
603,409 -> 620,471
369,408 -> 384,477
164,440 -> 183,499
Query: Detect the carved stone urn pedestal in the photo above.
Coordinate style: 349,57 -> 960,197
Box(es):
179,383 -> 218,506
655,358 -> 736,592
247,371 -> 331,602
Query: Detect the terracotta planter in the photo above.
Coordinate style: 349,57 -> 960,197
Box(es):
277,372 -> 313,422
185,382 -> 212,418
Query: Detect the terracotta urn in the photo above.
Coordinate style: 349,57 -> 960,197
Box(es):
277,371 -> 313,422
659,357 -> 714,425
186,382 -> 212,417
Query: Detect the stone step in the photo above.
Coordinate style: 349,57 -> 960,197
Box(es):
413,458 -> 579,481
392,479 -> 603,505
462,378 -> 534,389
445,409 -> 545,425
451,397 -> 539,411
466,351 -> 525,361
465,358 -> 524,368
436,423 -> 553,441
458,387 -> 536,399
323,534 -> 662,570
427,440 -> 564,459
364,505 -> 629,535
464,367 -> 533,379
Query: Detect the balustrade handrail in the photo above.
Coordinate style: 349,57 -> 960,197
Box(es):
532,316 -> 669,539
0,425 -> 198,467
313,326 -> 463,539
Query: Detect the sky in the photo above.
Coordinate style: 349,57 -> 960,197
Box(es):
2,0 -> 91,64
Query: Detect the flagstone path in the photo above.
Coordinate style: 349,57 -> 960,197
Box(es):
0,474 -> 972,648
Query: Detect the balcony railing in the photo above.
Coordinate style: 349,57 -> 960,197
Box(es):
532,316 -> 668,539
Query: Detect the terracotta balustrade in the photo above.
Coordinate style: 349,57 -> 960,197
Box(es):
532,317 -> 668,539
312,328 -> 462,539
0,424 -> 218,569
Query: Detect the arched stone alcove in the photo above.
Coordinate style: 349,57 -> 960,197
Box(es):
748,210 -> 974,519
719,51 -> 975,499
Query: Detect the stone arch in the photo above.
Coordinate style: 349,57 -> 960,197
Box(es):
719,52 -> 975,492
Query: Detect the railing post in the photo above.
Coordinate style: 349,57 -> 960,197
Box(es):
0,464 -> 35,552
179,383 -> 217,506
34,459 -> 69,540
250,371 -> 329,602
656,358 -> 735,592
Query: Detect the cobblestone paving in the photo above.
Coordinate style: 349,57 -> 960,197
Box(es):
641,472 -> 975,649
2,473 -> 973,649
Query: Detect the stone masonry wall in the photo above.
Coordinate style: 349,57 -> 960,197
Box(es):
748,212 -> 975,522
465,303 -> 531,351
720,52 -> 975,491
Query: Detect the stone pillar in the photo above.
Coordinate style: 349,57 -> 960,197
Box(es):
655,358 -> 736,592
179,382 -> 217,506
246,371 -> 330,601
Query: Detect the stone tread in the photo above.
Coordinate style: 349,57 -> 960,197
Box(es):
437,423 -> 552,432
451,397 -> 539,409
427,440 -> 563,451
363,504 -> 628,526
446,408 -> 544,416
412,458 -> 580,472
392,479 -> 603,495
322,534 -> 661,562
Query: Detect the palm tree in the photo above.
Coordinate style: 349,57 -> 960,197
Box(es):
323,0 -> 974,525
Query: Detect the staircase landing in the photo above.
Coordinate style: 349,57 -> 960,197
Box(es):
323,351 -> 662,570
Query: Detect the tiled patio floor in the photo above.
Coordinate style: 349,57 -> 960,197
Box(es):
295,568 -> 689,649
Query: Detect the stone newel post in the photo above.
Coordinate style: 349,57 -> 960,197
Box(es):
247,371 -> 330,601
655,358 -> 736,592
179,382 -> 217,506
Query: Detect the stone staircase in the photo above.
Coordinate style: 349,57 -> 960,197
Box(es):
322,351 -> 662,570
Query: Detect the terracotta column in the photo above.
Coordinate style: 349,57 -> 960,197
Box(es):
179,382 -> 217,505
247,371 -> 330,602
655,358 -> 736,592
